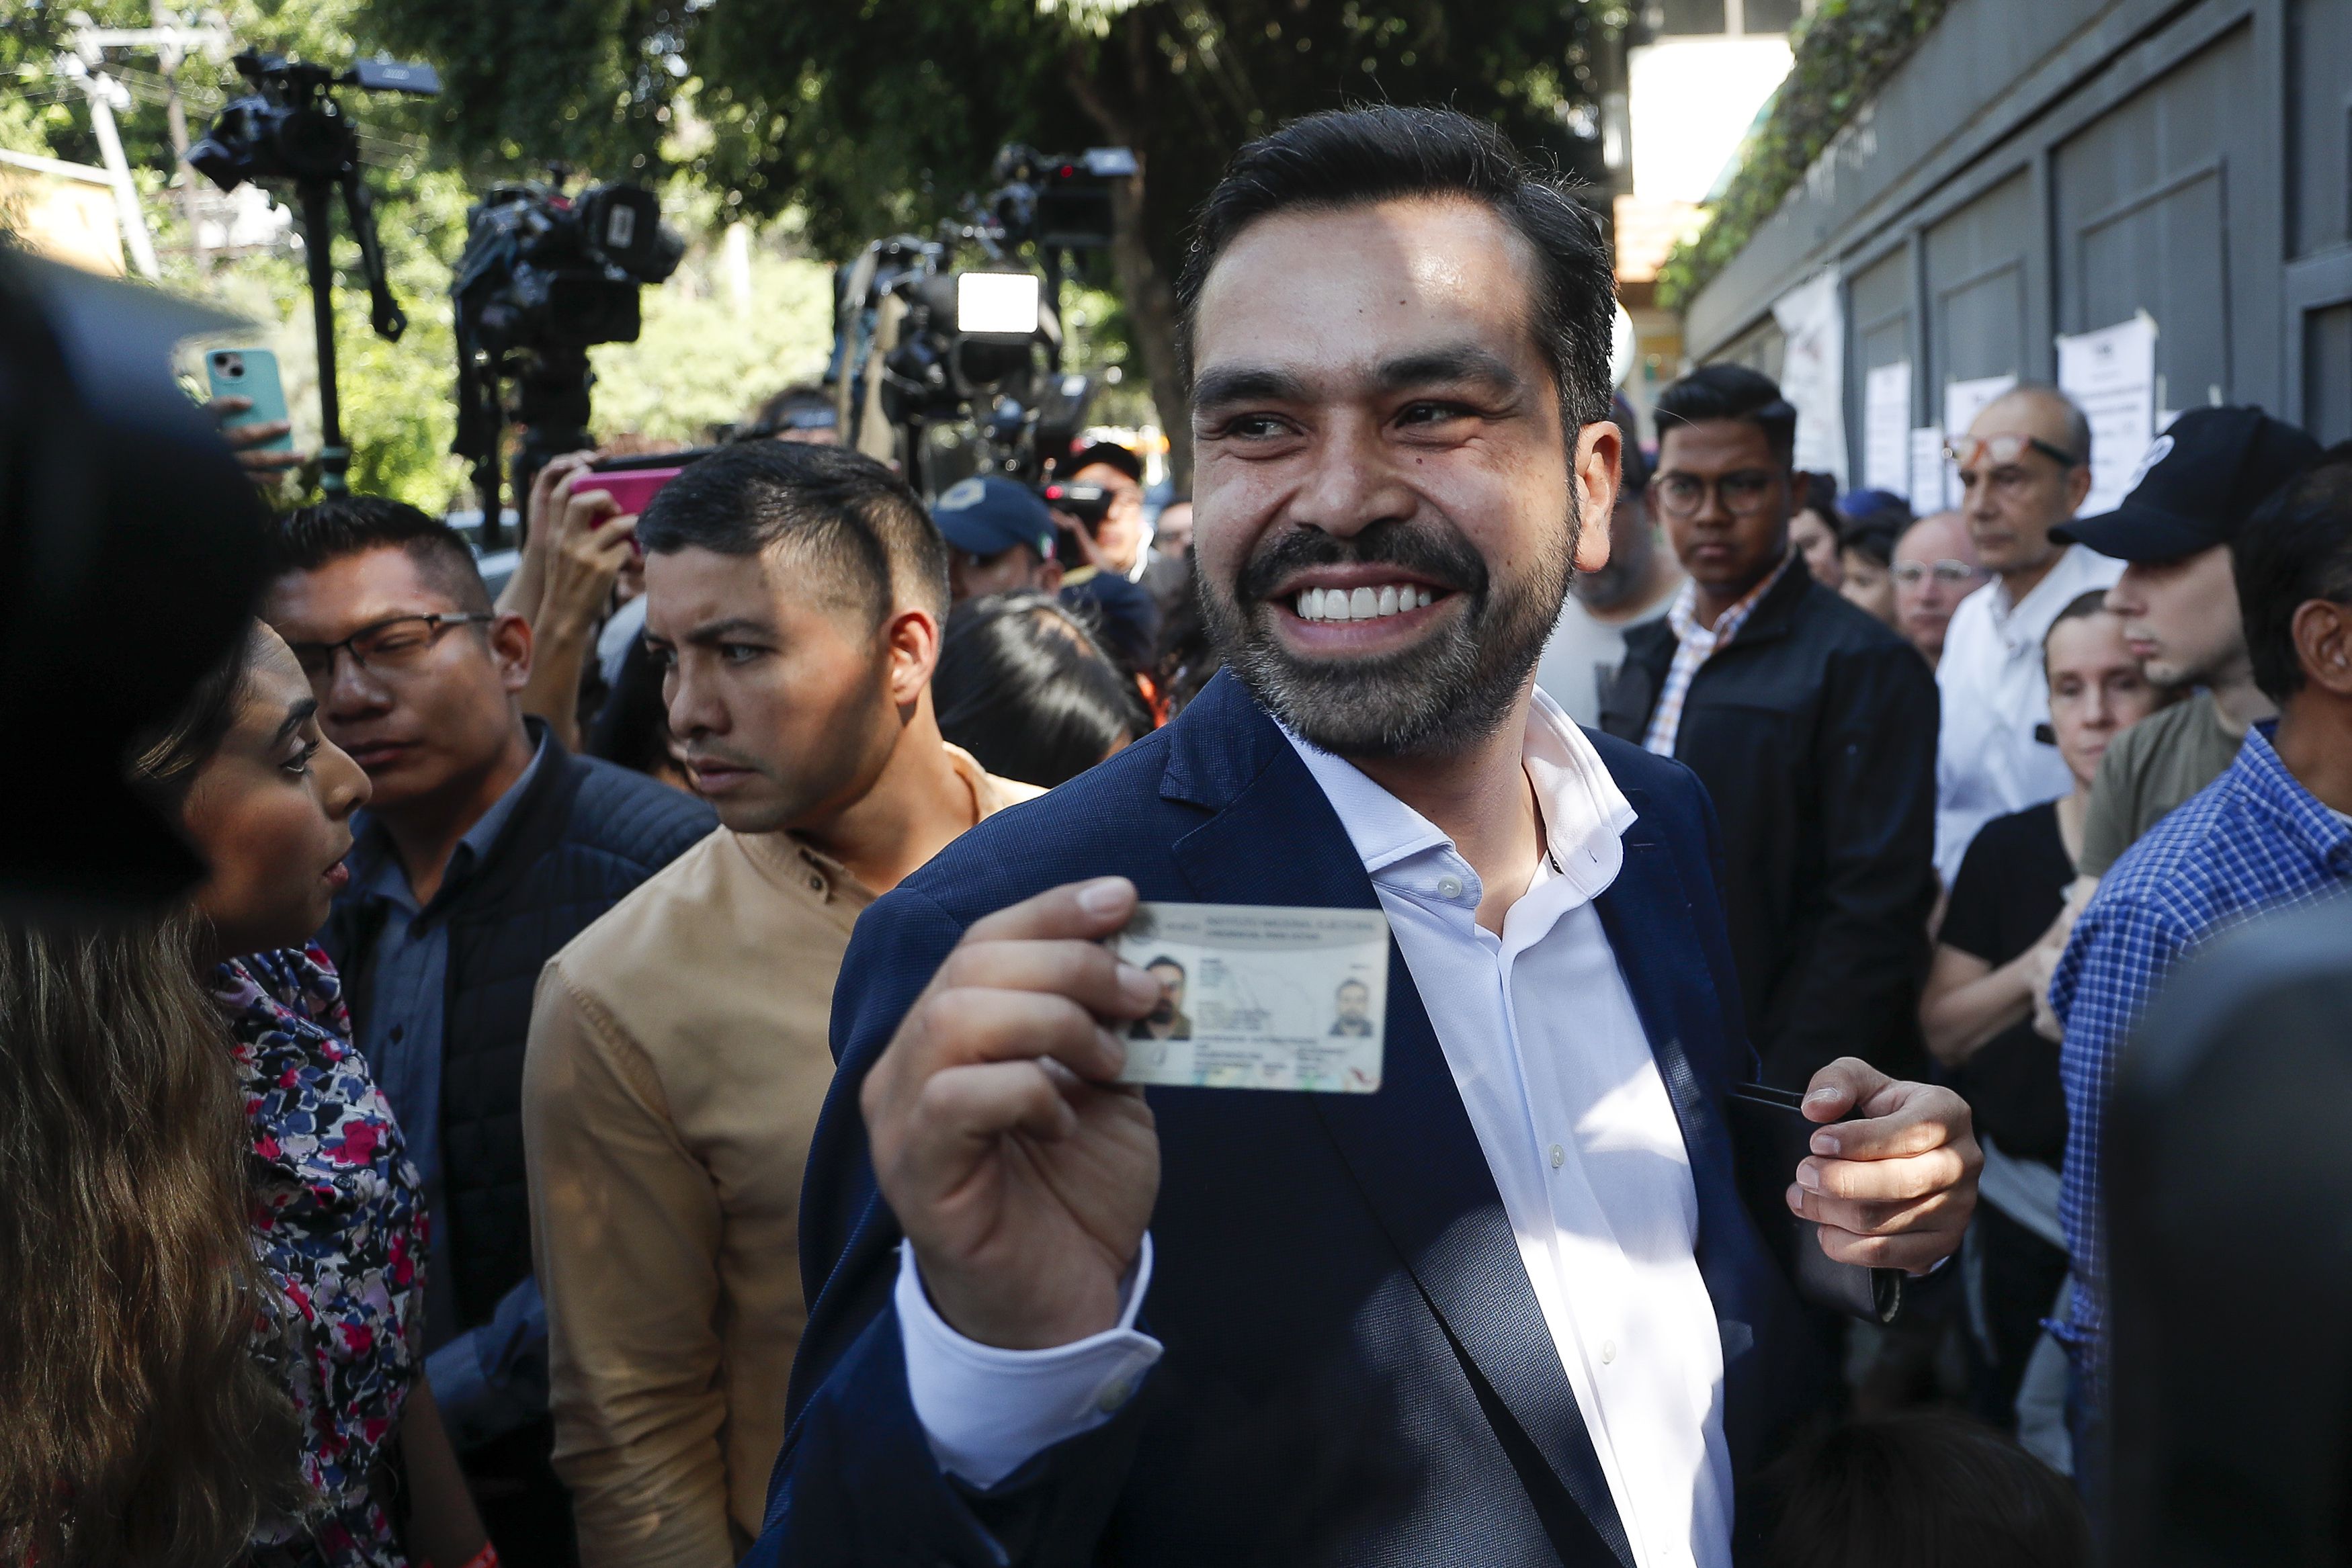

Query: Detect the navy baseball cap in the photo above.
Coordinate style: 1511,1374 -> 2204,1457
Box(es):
931,475 -> 1055,559
2053,405 -> 2322,562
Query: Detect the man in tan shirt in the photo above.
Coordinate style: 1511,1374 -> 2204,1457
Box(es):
523,441 -> 1040,1565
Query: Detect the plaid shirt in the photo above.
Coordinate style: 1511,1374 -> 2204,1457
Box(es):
2050,722 -> 2352,1394
1642,553 -> 1793,756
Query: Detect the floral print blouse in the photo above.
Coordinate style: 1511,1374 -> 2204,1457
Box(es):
213,945 -> 428,1568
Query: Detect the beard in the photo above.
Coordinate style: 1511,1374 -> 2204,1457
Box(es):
1198,503 -> 1577,758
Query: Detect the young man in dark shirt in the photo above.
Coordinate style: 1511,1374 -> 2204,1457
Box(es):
264,498 -> 714,1565
1601,365 -> 1940,1087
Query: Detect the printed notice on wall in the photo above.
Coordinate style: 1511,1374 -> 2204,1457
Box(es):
1908,426 -> 1950,514
1941,374 -> 2019,449
2056,313 -> 2158,518
1863,361 -> 1912,494
1772,269 -> 1847,486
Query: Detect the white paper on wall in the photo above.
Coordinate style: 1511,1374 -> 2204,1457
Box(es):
1908,426 -> 1950,515
1863,361 -> 1912,494
2056,313 -> 2159,517
1771,268 -> 1847,486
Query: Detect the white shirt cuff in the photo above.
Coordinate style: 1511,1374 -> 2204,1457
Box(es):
896,1233 -> 1166,1489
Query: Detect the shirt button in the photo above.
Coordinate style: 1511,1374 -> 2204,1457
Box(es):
1436,875 -> 1464,900
1601,1340 -> 1618,1366
1096,1377 -> 1133,1413
1548,1143 -> 1565,1169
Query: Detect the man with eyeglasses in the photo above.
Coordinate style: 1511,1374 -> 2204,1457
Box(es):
1933,386 -> 2122,885
1890,510 -> 1984,667
264,496 -> 714,1568
1601,363 -> 1939,1088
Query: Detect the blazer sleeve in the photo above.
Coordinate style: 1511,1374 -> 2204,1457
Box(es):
1758,640 -> 1940,1087
746,887 -> 1146,1568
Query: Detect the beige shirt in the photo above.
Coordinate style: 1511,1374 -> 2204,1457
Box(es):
523,748 -> 1040,1567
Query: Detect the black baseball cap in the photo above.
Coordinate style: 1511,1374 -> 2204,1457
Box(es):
2053,405 -> 2322,562
1064,439 -> 1145,486
931,475 -> 1055,559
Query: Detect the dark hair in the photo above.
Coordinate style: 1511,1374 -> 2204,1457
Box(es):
1796,470 -> 1839,524
130,622 -> 256,808
1146,955 -> 1185,975
1177,105 -> 1617,433
2234,443 -> 2352,701
933,591 -> 1148,788
1755,1414 -> 2089,1568
1653,363 -> 1798,466
1064,439 -> 1144,486
1841,513 -> 1905,570
748,382 -> 837,438
637,441 -> 949,622
1610,396 -> 1650,494
271,496 -> 491,613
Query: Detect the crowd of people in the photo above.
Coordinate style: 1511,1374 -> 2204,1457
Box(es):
5,101 -> 2350,1568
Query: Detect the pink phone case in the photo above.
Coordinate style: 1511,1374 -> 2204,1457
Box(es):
579,466 -> 682,518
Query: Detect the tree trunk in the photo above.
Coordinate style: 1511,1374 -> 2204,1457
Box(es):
1066,21 -> 1193,492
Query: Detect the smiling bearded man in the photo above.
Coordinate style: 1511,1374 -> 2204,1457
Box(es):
745,106 -> 1978,1568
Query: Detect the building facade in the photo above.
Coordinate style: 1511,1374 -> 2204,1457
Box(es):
1681,0 -> 2352,485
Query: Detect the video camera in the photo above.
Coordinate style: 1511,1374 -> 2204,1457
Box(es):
451,177 -> 685,537
187,48 -> 439,492
833,144 -> 1135,500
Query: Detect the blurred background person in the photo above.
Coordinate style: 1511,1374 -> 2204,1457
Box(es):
2050,447 -> 2352,1508
1536,394 -> 1681,726
1892,510 -> 1984,667
265,500 -> 713,1566
496,454 -> 642,752
1602,363 -> 1938,1087
1837,509 -> 1906,629
1753,1413 -> 2089,1568
1790,468 -> 1845,589
1935,386 -> 2118,885
934,591 -> 1151,787
1141,496 -> 1193,621
526,442 -> 1039,1563
1923,593 -> 2163,1441
745,383 -> 842,445
935,474 -> 1063,603
1054,438 -> 1151,579
2052,406 -> 2321,884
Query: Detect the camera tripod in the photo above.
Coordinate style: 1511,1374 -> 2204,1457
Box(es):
294,167 -> 403,492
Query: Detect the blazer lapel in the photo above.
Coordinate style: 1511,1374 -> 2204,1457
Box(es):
1160,675 -> 1633,1566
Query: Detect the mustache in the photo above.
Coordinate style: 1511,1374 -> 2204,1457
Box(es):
1234,519 -> 1490,608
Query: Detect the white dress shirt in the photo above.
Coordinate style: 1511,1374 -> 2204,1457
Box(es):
1933,543 -> 2123,883
898,689 -> 1731,1568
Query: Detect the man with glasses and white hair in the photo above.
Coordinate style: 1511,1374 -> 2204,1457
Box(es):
264,496 -> 714,1567
1891,510 -> 1986,668
1933,386 -> 2122,885
1601,363 -> 1939,1088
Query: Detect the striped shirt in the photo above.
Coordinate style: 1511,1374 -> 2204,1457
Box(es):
1642,554 -> 1794,756
2050,722 -> 2352,1395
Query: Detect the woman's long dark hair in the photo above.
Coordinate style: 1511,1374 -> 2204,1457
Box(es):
935,592 -> 1149,788
0,625 -> 306,1565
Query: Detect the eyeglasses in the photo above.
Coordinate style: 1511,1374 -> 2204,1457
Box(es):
1892,559 -> 1988,587
1943,433 -> 2079,472
288,613 -> 495,689
1650,469 -> 1780,519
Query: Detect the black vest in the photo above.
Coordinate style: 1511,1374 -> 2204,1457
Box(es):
323,726 -> 714,1328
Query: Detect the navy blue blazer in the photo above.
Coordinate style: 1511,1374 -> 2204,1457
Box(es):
747,671 -> 1834,1568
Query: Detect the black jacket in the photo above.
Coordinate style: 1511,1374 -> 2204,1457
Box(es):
322,724 -> 715,1327
1599,561 -> 1937,1087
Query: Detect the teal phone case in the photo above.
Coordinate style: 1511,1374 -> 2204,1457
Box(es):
204,347 -> 294,452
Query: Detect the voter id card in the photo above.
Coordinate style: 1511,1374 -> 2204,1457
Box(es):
1111,902 -> 1389,1092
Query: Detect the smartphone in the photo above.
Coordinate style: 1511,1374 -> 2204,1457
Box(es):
204,347 -> 293,452
1724,1082 -> 1902,1323
581,448 -> 719,519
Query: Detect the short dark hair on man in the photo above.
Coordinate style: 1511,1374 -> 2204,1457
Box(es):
749,382 -> 837,437
1754,1413 -> 2089,1568
636,440 -> 950,622
1176,105 -> 1618,432
271,495 -> 492,613
2234,443 -> 2352,701
1653,363 -> 1798,467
